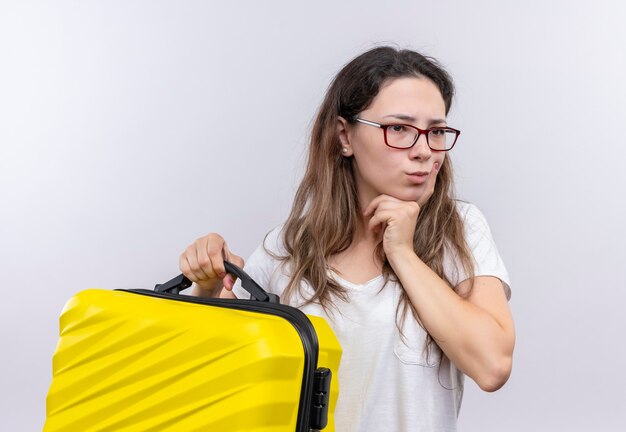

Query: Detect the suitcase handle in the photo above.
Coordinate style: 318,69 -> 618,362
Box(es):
154,261 -> 280,304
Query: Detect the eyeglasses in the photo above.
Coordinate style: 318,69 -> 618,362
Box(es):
352,118 -> 460,151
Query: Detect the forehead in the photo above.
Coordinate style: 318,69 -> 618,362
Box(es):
365,77 -> 446,119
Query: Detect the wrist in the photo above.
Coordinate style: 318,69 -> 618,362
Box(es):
386,245 -> 417,267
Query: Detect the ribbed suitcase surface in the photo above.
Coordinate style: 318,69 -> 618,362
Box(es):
44,267 -> 341,431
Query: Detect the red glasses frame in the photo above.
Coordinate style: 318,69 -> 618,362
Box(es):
352,117 -> 460,151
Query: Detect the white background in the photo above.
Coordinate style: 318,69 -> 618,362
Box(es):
1,1 -> 625,430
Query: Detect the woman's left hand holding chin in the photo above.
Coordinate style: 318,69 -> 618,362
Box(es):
363,162 -> 440,261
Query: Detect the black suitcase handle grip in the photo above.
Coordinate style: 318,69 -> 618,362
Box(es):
154,261 -> 280,304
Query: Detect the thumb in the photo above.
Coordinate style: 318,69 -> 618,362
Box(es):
417,161 -> 440,207
222,242 -> 245,290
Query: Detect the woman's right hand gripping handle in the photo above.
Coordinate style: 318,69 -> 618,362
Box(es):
179,233 -> 245,298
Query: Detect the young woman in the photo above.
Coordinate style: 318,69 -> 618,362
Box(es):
179,46 -> 515,431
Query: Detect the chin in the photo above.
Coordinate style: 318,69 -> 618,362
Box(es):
389,188 -> 425,203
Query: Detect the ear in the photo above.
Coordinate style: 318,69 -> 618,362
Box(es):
337,116 -> 354,157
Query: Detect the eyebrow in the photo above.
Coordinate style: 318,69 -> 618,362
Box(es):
383,114 -> 447,125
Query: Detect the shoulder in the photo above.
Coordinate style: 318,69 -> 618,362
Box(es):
260,223 -> 288,256
455,200 -> 489,230
243,223 -> 286,269
451,200 -> 512,299
454,200 -> 494,245
232,223 -> 289,300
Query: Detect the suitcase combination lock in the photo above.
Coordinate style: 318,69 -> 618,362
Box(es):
310,367 -> 332,430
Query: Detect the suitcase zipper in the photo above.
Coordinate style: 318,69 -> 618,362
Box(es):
120,289 -> 322,431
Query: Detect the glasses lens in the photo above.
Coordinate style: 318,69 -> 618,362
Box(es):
428,129 -> 457,151
385,125 -> 418,148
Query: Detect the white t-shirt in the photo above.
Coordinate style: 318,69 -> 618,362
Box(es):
232,201 -> 511,432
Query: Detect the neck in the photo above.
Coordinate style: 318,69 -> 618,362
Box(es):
353,182 -> 381,246
352,205 -> 383,252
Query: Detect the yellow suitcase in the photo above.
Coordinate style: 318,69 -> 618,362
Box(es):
44,262 -> 342,431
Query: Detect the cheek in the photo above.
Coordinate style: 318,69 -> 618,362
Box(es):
434,153 -> 446,171
353,132 -> 391,166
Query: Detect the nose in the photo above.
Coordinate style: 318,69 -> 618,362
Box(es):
408,132 -> 432,160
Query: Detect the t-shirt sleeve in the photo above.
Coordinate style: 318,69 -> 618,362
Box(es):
231,225 -> 285,300
443,201 -> 512,300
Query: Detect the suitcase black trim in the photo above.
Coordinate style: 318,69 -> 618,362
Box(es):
119,289 -> 321,431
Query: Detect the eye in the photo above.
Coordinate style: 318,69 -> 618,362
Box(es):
430,128 -> 446,136
388,124 -> 408,133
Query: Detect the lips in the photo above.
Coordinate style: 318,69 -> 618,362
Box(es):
406,171 -> 429,185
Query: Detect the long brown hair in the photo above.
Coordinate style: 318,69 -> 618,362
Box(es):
269,46 -> 475,352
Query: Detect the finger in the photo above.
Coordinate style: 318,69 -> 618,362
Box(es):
223,242 -> 234,265
223,274 -> 235,291
368,210 -> 391,233
222,243 -> 239,290
223,242 -> 243,276
231,254 -> 245,268
179,253 -> 193,279
367,201 -> 406,222
181,251 -> 207,283
194,238 -> 217,281
423,162 -> 439,192
207,237 -> 227,279
363,194 -> 382,216
431,161 -> 440,181
363,194 -> 395,216
418,162 -> 440,207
